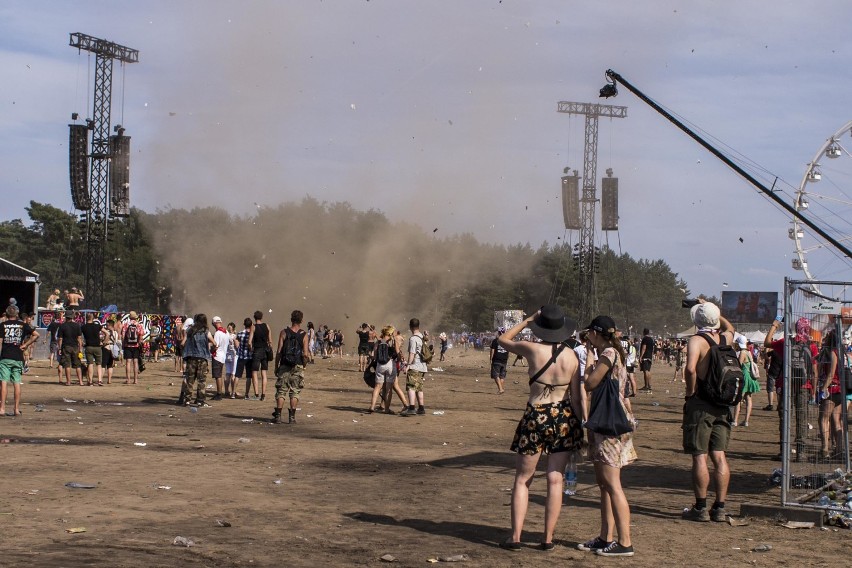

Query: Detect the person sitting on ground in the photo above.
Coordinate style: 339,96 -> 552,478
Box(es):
498,306 -> 583,552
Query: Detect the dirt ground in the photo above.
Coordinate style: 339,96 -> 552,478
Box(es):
1,349 -> 847,567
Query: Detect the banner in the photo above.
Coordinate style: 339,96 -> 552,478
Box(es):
37,309 -> 185,355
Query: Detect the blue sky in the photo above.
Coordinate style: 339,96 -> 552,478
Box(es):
1,1 -> 850,298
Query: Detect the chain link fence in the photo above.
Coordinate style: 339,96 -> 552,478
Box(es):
780,279 -> 851,523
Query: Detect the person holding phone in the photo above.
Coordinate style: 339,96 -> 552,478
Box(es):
498,306 -> 583,552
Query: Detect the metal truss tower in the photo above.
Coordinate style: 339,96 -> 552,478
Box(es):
69,33 -> 139,309
557,101 -> 626,323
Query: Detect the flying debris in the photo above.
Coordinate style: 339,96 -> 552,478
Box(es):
738,237 -> 744,243
722,282 -> 729,287
433,228 -> 438,233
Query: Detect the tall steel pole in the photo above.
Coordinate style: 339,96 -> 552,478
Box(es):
557,102 -> 627,322
69,33 -> 138,309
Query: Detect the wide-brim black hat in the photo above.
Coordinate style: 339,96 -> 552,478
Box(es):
528,304 -> 577,343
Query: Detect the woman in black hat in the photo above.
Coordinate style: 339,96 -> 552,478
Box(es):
497,305 -> 583,551
578,315 -> 636,557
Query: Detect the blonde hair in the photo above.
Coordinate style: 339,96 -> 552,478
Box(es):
381,325 -> 396,339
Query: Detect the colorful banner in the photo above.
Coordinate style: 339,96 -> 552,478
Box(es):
37,309 -> 185,355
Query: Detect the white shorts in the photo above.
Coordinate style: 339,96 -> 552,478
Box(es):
375,361 -> 397,384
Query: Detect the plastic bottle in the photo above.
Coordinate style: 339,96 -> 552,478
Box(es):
563,451 -> 578,496
817,494 -> 830,507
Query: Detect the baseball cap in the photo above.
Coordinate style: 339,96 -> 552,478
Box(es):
212,316 -> 222,324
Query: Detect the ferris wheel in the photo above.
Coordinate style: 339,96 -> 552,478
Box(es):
790,120 -> 852,290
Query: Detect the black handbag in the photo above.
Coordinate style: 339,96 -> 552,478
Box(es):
585,370 -> 633,436
363,363 -> 377,388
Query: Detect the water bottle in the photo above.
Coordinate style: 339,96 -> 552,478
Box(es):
817,494 -> 830,507
563,451 -> 578,496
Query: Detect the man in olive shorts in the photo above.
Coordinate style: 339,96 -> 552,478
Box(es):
401,318 -> 428,416
273,310 -> 309,424
682,301 -> 735,523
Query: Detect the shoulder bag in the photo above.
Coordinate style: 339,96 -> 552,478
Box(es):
585,366 -> 633,436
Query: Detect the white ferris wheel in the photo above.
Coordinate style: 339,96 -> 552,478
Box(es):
790,120 -> 852,291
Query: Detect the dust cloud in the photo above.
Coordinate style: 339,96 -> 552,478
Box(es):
143,198 -> 535,333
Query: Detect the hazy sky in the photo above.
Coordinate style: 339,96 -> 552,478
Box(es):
1,1 -> 851,298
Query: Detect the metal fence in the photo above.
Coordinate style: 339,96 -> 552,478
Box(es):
781,279 -> 851,521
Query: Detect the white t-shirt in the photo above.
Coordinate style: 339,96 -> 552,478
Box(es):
213,328 -> 230,364
408,333 -> 428,373
573,344 -> 587,373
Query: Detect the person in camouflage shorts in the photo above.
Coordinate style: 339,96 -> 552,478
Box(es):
179,314 -> 215,407
273,310 -> 309,424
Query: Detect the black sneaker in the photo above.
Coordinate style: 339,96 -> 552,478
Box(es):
400,407 -> 417,417
416,406 -> 426,415
595,541 -> 634,557
577,537 -> 612,552
499,540 -> 521,551
212,394 -> 222,401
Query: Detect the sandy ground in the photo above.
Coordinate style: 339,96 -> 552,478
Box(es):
0,349 -> 847,567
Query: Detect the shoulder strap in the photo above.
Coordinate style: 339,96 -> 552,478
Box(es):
696,332 -> 718,347
529,342 -> 568,385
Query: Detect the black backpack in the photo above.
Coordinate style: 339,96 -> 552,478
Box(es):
281,328 -> 305,367
375,341 -> 391,365
124,324 -> 139,347
696,333 -> 744,406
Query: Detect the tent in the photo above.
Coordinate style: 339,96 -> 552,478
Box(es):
0,258 -> 39,315
676,325 -> 697,338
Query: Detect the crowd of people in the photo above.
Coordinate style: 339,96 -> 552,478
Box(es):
2,293 -> 849,557
490,300 -> 851,557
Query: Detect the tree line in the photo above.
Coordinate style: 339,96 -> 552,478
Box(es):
0,200 -> 698,335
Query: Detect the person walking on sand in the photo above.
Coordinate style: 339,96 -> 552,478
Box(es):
732,335 -> 760,427
490,327 -> 509,394
638,328 -> 654,392
400,318 -> 429,416
174,316 -> 186,373
497,306 -> 583,552
0,305 -> 39,417
681,300 -> 735,522
248,310 -> 273,401
578,315 -> 637,557
80,312 -> 105,386
178,314 -> 215,407
122,311 -> 144,385
235,318 -> 254,399
273,310 -> 309,424
58,311 -> 84,386
369,325 -> 400,413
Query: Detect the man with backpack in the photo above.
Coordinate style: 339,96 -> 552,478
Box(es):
401,318 -> 431,416
765,316 -> 818,460
273,310 -> 309,424
682,300 -> 738,522
122,311 -> 144,384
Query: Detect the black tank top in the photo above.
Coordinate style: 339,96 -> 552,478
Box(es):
252,323 -> 269,348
